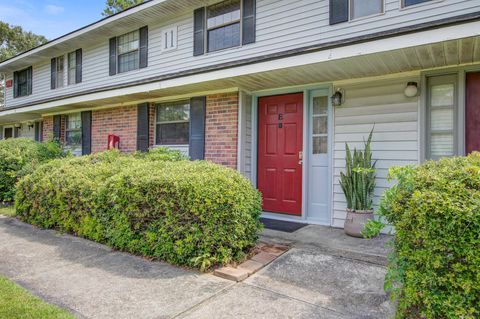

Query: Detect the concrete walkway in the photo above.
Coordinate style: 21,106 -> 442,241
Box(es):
0,216 -> 394,318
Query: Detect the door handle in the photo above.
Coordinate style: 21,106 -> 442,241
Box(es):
298,151 -> 303,165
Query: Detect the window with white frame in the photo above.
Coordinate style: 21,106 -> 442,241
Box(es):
155,101 -> 190,145
350,0 -> 383,20
16,68 -> 30,97
68,52 -> 76,85
426,74 -> 457,160
54,55 -> 64,88
65,113 -> 82,148
207,0 -> 241,52
117,30 -> 140,73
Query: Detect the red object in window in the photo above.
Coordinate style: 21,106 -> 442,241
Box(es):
107,134 -> 120,150
5,80 -> 12,88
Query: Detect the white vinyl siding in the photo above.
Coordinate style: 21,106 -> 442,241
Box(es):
332,78 -> 419,228
239,91 -> 253,181
3,0 -> 480,108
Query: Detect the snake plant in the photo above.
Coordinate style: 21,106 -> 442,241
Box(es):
339,128 -> 376,211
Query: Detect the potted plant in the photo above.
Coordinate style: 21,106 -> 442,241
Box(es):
339,129 -> 376,237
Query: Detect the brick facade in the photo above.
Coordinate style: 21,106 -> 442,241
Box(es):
41,93 -> 240,169
205,92 -> 239,169
91,105 -> 138,153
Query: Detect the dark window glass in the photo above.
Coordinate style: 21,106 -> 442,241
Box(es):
207,0 -> 241,52
4,127 -> 13,139
404,0 -> 432,6
17,69 -> 29,97
156,101 -> 190,145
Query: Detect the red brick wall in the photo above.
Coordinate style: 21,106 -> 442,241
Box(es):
91,105 -> 138,153
205,92 -> 239,169
42,116 -> 53,141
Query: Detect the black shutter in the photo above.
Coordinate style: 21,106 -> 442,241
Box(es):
81,111 -> 92,155
193,7 -> 205,56
13,72 -> 18,98
189,96 -> 206,160
53,115 -> 61,140
139,26 -> 148,69
76,49 -> 82,84
109,37 -> 117,76
34,122 -> 40,142
242,0 -> 256,45
329,0 -> 349,25
26,66 -> 32,95
136,103 -> 149,152
51,58 -> 57,89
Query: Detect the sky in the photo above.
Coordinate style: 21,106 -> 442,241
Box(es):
0,0 -> 106,40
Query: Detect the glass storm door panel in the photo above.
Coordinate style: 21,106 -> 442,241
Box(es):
307,90 -> 331,224
257,93 -> 304,215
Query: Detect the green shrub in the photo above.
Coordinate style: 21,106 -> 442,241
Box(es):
15,150 -> 262,270
378,153 -> 480,319
0,138 -> 65,203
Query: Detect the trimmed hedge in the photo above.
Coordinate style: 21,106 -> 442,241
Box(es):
379,153 -> 480,319
15,150 -> 262,270
0,138 -> 65,203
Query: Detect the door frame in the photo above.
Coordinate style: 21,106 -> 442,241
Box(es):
251,84 -> 334,225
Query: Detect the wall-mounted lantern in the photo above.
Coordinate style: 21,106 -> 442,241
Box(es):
404,82 -> 418,98
331,88 -> 344,107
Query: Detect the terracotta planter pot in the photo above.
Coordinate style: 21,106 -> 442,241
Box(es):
344,209 -> 374,238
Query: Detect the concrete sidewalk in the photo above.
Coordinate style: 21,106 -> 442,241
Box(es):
0,216 -> 394,318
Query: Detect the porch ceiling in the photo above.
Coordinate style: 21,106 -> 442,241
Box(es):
1,33 -> 479,124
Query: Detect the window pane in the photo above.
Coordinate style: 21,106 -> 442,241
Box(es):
313,96 -> 328,115
313,116 -> 328,135
208,22 -> 240,52
430,133 -> 454,158
431,84 -> 454,107
156,123 -> 189,145
351,0 -> 383,19
404,0 -> 432,7
66,130 -> 82,146
68,52 -> 76,85
313,136 -> 328,154
207,0 -> 241,29
118,31 -> 139,54
56,56 -> 64,88
157,102 -> 190,122
118,51 -> 139,73
67,113 -> 81,130
430,108 -> 453,131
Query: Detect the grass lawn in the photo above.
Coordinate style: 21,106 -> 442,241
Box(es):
0,206 -> 15,217
0,276 -> 74,319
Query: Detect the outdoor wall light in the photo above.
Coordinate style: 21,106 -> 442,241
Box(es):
404,82 -> 418,98
331,88 -> 344,106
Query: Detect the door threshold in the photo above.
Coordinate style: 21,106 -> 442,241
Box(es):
261,212 -> 331,226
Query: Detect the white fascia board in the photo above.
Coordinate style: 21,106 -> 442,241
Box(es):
1,20 -> 479,117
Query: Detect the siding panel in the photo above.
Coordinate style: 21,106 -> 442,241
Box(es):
3,0 -> 479,108
332,78 -> 419,227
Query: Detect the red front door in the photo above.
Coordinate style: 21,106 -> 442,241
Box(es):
466,72 -> 480,153
258,93 -> 303,215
